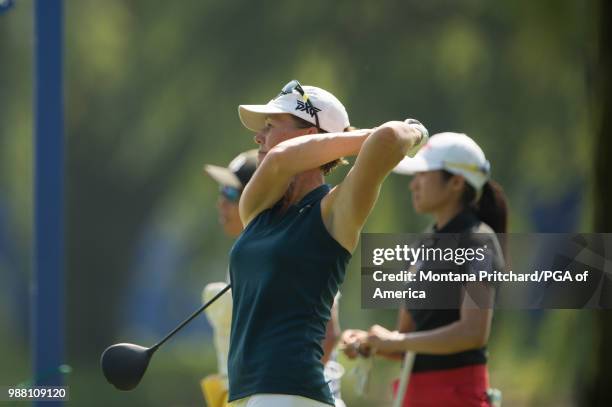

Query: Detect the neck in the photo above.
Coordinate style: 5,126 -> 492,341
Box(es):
280,170 -> 324,211
433,202 -> 464,230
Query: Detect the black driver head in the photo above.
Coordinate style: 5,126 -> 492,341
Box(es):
100,343 -> 154,391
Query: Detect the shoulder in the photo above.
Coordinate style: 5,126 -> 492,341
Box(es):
464,221 -> 497,247
471,221 -> 494,234
467,221 -> 505,265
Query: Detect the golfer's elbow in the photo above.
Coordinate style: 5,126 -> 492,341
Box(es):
266,142 -> 307,174
259,147 -> 286,176
369,123 -> 410,161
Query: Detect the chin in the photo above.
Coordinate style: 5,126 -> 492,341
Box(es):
412,201 -> 429,214
224,224 -> 242,237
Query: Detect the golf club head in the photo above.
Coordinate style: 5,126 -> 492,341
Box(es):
100,343 -> 153,391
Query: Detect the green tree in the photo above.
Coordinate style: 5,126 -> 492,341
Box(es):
583,0 -> 612,405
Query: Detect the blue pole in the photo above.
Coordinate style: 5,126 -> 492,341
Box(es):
33,0 -> 64,405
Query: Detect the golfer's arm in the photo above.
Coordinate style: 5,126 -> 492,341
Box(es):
389,286 -> 494,354
377,308 -> 416,361
323,122 -> 422,252
273,129 -> 371,173
240,129 -> 370,226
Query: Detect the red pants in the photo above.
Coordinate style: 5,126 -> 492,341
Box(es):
392,364 -> 491,407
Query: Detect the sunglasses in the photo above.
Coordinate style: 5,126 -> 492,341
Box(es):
219,185 -> 241,203
278,79 -> 321,129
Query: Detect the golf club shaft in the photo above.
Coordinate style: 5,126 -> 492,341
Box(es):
150,284 -> 231,352
393,351 -> 415,407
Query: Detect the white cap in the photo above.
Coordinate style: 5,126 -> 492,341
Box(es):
393,132 -> 491,190
239,83 -> 350,133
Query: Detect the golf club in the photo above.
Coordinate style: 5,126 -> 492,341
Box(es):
392,351 -> 415,407
101,283 -> 231,391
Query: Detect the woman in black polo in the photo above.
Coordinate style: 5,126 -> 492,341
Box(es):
228,80 -> 428,407
342,132 -> 508,407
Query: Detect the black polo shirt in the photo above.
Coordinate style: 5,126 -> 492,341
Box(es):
406,209 -> 502,372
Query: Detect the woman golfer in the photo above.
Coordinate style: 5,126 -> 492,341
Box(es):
342,132 -> 507,407
227,80 -> 427,407
202,149 -> 347,407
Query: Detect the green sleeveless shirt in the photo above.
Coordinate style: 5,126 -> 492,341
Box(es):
228,184 -> 351,406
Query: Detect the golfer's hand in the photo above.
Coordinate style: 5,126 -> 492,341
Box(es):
340,329 -> 369,359
404,119 -> 428,143
404,118 -> 429,156
366,324 -> 404,353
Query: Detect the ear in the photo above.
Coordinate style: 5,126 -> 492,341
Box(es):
304,126 -> 319,135
450,175 -> 467,193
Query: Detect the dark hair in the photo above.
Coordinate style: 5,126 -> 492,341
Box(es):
441,171 -> 508,234
290,115 -> 350,175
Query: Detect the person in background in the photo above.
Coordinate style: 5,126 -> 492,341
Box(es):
201,149 -> 257,407
341,133 -> 507,407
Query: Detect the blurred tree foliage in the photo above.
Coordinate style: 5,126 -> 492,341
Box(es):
0,0 -> 603,405
58,0 -> 595,358
584,0 -> 612,406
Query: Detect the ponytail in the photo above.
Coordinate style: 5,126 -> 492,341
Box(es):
475,180 -> 508,258
475,180 -> 508,234
441,171 -> 509,232
441,171 -> 509,254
